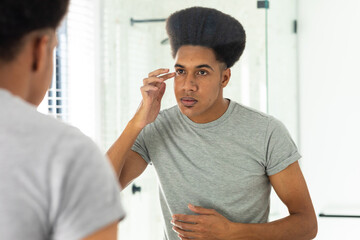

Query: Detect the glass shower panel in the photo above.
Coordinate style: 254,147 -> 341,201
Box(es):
266,0 -> 299,221
266,0 -> 298,143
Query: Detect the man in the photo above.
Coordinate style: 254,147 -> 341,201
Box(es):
108,7 -> 317,240
0,1 -> 125,239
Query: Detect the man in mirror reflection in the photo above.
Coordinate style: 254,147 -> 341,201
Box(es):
108,6 -> 317,240
0,0 -> 125,239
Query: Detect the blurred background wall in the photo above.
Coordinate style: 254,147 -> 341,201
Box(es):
298,0 -> 360,238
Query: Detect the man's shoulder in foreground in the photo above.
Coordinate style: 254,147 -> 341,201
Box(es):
0,88 -> 125,240
0,88 -> 75,143
0,88 -> 101,154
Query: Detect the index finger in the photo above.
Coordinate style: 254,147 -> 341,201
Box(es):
148,68 -> 170,77
172,214 -> 199,224
158,72 -> 176,81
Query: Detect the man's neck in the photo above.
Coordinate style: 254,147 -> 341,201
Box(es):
188,98 -> 230,124
0,62 -> 30,101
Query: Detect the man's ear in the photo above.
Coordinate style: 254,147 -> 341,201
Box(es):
31,34 -> 51,72
221,68 -> 231,88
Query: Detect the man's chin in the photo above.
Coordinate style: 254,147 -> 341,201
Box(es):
178,105 -> 197,118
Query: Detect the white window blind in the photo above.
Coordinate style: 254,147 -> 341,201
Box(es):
39,0 -> 103,145
48,21 -> 68,120
66,0 -> 101,143
37,21 -> 68,120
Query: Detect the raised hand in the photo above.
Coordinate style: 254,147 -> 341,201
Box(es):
134,68 -> 175,129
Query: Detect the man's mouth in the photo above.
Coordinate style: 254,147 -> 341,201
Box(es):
180,97 -> 198,107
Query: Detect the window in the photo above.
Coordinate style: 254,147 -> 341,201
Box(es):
38,0 -> 101,144
47,20 -> 68,120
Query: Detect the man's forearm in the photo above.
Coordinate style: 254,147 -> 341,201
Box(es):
106,68 -> 172,178
106,118 -> 143,177
229,212 -> 317,240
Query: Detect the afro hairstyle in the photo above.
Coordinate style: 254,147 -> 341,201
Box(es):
166,7 -> 246,68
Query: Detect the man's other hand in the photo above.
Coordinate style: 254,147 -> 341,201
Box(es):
171,204 -> 237,240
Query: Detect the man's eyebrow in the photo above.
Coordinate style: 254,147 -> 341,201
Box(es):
196,64 -> 214,71
174,63 -> 214,72
174,64 -> 185,68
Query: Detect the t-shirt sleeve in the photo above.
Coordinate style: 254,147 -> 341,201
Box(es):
49,128 -> 125,240
131,127 -> 152,164
264,117 -> 301,176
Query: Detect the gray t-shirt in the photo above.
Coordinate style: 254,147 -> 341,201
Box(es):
132,100 -> 301,240
0,89 -> 125,240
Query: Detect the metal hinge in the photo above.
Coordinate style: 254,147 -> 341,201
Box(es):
293,20 -> 297,34
257,0 -> 270,9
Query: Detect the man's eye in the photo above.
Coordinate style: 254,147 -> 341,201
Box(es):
198,70 -> 207,76
176,69 -> 185,75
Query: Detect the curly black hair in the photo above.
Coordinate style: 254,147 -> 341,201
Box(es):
0,0 -> 70,62
166,7 -> 246,68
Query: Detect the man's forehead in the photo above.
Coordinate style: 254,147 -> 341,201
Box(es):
174,46 -> 218,68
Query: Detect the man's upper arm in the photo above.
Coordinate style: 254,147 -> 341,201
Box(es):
82,221 -> 118,240
119,150 -> 148,189
269,161 -> 315,216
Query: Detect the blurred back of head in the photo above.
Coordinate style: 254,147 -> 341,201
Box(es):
0,0 -> 70,62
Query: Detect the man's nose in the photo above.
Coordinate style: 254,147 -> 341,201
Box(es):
182,75 -> 197,91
